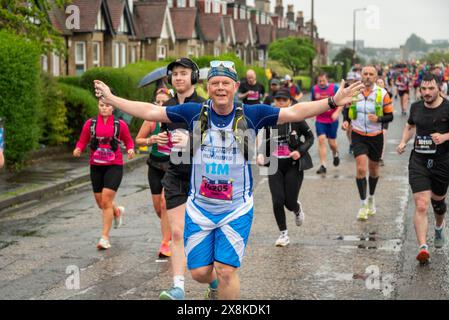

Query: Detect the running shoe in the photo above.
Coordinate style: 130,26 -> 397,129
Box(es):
434,224 -> 446,248
357,205 -> 369,221
316,165 -> 327,175
294,202 -> 305,227
275,233 -> 290,247
416,245 -> 430,264
158,241 -> 171,258
97,237 -> 111,250
114,206 -> 125,229
333,153 -> 340,167
367,197 -> 376,217
159,286 -> 185,300
204,286 -> 219,300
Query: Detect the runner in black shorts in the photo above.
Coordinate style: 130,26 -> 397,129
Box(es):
397,72 -> 449,264
157,58 -> 206,300
136,88 -> 172,258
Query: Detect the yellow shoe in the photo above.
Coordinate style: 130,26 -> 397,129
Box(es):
357,205 -> 369,221
367,197 -> 376,217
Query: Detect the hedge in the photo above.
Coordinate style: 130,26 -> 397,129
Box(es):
0,30 -> 42,169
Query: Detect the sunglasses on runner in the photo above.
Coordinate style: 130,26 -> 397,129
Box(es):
210,60 -> 235,69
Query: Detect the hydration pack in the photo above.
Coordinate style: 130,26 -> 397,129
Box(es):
89,117 -> 120,152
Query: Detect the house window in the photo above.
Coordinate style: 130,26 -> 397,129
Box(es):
240,8 -> 245,20
130,46 -> 137,63
157,45 -> 166,60
261,14 -> 266,24
188,46 -> 196,57
95,10 -> 105,30
118,15 -> 129,33
41,55 -> 48,73
113,43 -> 120,68
213,0 -> 220,13
177,0 -> 186,8
258,49 -> 265,62
167,0 -> 173,8
75,42 -> 86,75
189,0 -> 195,7
120,43 -> 127,67
233,7 -> 237,19
214,47 -> 220,57
93,42 -> 100,67
235,48 -> 241,59
52,52 -> 60,76
222,2 -> 226,15
205,0 -> 211,13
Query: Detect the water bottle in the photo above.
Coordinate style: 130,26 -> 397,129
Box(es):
349,96 -> 358,120
375,88 -> 384,117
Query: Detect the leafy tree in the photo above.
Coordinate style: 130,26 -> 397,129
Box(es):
268,36 -> 316,76
0,0 -> 69,55
332,48 -> 363,76
422,51 -> 449,65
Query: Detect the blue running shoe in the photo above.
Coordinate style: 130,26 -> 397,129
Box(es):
159,286 -> 185,300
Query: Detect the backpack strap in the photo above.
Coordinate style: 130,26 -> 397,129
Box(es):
89,118 -> 98,151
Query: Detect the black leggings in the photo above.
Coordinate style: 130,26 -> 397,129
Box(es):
268,159 -> 304,232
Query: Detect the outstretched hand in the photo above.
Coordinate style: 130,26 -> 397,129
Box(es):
93,80 -> 114,104
333,80 -> 364,106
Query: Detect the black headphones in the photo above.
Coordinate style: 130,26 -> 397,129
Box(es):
167,58 -> 200,86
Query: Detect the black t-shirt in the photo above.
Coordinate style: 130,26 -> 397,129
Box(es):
408,98 -> 449,157
239,82 -> 265,105
161,91 -> 206,177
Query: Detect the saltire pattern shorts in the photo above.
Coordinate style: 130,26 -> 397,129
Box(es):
184,199 -> 254,270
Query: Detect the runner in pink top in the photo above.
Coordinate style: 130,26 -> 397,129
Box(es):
311,73 -> 343,175
73,99 -> 135,250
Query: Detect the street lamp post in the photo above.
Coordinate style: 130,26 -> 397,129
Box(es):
310,0 -> 314,83
352,7 -> 366,66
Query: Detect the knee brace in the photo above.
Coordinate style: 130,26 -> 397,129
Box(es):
431,198 -> 447,216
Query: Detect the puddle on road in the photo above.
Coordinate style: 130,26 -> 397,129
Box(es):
12,229 -> 45,238
336,233 -> 402,253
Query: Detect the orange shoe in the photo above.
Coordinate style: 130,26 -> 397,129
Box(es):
416,246 -> 430,264
158,241 -> 171,258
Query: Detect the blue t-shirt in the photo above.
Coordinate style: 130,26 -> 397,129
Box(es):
165,101 -> 280,214
0,127 -> 4,151
165,102 -> 280,132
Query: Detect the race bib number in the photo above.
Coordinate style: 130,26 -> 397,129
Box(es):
414,135 -> 436,154
272,143 -> 291,159
199,176 -> 233,202
92,148 -> 116,164
247,91 -> 260,101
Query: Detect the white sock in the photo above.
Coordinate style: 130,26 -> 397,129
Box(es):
281,230 -> 288,237
173,275 -> 185,291
361,199 -> 368,206
419,244 -> 428,250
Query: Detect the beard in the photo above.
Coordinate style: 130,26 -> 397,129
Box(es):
423,94 -> 439,105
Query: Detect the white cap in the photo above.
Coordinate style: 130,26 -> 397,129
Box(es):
284,74 -> 292,81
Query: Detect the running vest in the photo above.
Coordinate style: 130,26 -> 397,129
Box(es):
314,84 -> 338,123
349,85 -> 387,136
197,101 -> 250,161
89,117 -> 120,152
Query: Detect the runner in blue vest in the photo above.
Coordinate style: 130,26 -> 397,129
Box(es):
93,61 -> 363,300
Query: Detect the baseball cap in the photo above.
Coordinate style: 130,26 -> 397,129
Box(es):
167,57 -> 198,72
284,75 -> 292,81
270,78 -> 281,86
274,88 -> 291,99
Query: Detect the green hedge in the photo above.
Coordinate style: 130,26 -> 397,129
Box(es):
0,30 -> 42,169
40,73 -> 69,146
57,83 -> 98,145
293,76 -> 312,91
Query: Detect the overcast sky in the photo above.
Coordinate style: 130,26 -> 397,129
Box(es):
248,0 -> 449,48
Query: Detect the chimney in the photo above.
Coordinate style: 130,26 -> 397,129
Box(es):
274,0 -> 283,17
286,4 -> 294,23
296,11 -> 304,28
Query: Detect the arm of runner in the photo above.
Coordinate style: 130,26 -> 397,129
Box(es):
135,121 -> 156,146
74,119 -> 92,156
119,121 -> 135,159
431,132 -> 449,145
278,81 -> 364,124
397,123 -> 416,154
94,80 -> 170,123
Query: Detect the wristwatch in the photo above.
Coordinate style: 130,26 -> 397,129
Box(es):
328,97 -> 337,109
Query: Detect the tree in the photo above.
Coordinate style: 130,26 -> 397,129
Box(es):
423,51 -> 449,65
0,0 -> 68,55
332,48 -> 363,76
404,34 -> 428,52
268,36 -> 316,76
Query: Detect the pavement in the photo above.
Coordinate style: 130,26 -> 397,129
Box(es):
0,96 -> 448,300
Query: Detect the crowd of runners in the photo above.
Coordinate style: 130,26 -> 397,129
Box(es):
71,56 -> 449,300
